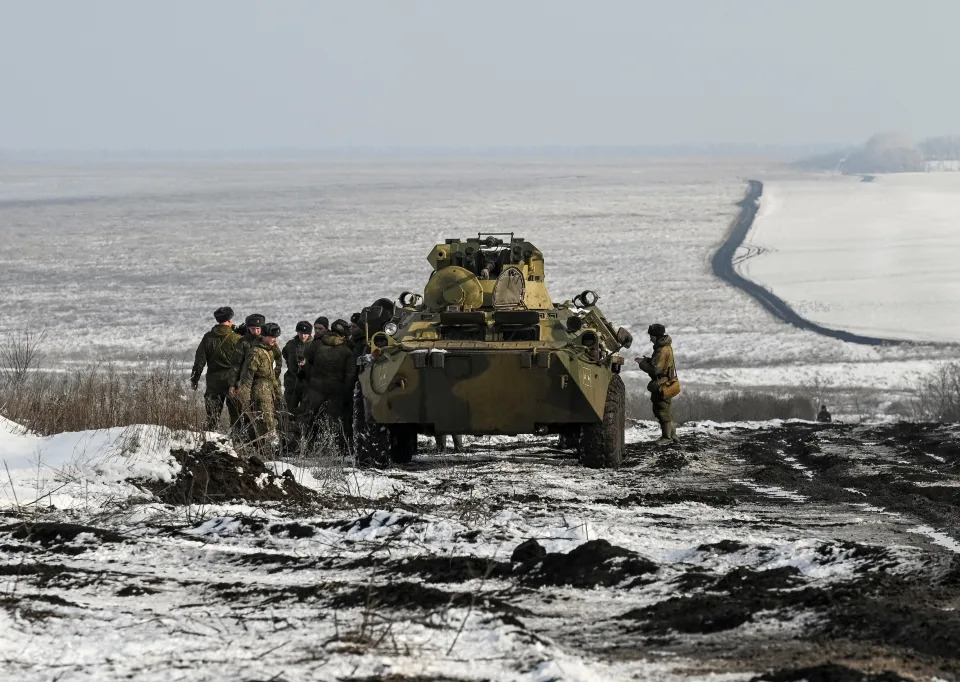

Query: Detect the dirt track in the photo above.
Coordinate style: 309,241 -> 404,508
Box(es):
712,181 -> 910,347
2,421 -> 959,681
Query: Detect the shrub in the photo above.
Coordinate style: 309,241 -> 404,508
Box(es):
912,362 -> 960,422
0,360 -> 205,436
628,388 -> 814,424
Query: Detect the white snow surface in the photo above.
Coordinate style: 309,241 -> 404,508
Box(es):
2,416 -> 954,680
0,415 -> 185,512
742,173 -> 960,343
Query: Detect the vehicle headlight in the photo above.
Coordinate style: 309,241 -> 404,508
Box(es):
384,322 -> 399,337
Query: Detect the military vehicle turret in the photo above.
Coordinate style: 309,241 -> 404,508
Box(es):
353,234 -> 634,468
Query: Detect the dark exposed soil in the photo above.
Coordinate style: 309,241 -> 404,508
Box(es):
751,664 -> 914,682
518,539 -> 658,588
141,439 -> 319,506
0,522 -> 125,553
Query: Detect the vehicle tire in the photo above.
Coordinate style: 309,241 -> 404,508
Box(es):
579,375 -> 625,469
388,425 -> 417,464
353,384 -> 391,467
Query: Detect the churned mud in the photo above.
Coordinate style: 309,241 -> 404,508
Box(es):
2,421 -> 959,680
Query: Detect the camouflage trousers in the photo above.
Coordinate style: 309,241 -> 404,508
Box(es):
651,395 -> 673,426
243,383 -> 282,454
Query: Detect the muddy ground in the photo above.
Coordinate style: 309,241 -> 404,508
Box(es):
1,421 -> 959,681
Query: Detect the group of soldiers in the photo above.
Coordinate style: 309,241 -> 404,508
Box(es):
190,306 -> 366,454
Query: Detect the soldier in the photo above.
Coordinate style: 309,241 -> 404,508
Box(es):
231,314 -> 277,441
238,322 -> 284,455
314,316 -> 329,340
300,320 -> 357,452
342,314 -> 367,445
817,405 -> 832,422
435,434 -> 463,453
636,323 -> 680,445
190,306 -> 243,431
281,321 -> 314,449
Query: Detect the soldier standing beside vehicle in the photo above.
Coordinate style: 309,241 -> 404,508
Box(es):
300,320 -> 356,451
238,322 -> 284,455
281,321 -> 313,449
190,306 -> 243,431
636,323 -> 680,445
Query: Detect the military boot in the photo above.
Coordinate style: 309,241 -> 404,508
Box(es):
667,422 -> 681,444
653,422 -> 672,445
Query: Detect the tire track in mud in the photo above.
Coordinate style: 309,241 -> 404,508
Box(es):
712,180 -> 912,346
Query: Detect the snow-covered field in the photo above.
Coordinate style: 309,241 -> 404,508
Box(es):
741,173 -> 960,343
2,417 -> 959,680
1,156 -> 956,413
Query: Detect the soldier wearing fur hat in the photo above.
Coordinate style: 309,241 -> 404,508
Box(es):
281,321 -> 314,449
636,323 -> 680,445
191,307 -> 243,430
230,314 -> 281,441
300,320 -> 357,451
313,316 -> 330,340
238,322 -> 284,454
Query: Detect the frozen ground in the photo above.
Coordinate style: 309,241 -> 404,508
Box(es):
2,417 -> 960,681
0,157 -> 954,409
741,173 -> 960,344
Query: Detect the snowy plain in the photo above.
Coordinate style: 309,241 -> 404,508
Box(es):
741,172 -> 960,343
0,156 -> 956,414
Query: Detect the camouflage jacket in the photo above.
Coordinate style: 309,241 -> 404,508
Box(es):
239,340 -> 282,394
233,333 -> 282,387
303,333 -> 357,398
281,335 -> 311,378
639,335 -> 676,394
641,335 -> 676,380
191,324 -> 242,384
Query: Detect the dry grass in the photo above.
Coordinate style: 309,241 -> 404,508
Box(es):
627,388 -> 814,424
0,360 -> 206,436
912,361 -> 960,422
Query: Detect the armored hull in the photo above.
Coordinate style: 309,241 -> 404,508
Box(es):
354,235 -> 633,468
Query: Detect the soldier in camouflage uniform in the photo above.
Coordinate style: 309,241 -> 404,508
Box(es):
636,323 -> 680,445
191,306 -> 243,431
300,322 -> 357,451
281,321 -> 313,449
230,314 -> 280,441
238,322 -> 284,455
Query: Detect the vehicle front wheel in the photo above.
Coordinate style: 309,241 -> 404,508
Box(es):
579,375 -> 625,469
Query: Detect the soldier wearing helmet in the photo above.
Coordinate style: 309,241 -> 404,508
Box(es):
636,323 -> 680,445
238,322 -> 284,454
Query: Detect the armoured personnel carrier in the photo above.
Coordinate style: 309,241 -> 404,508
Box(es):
353,234 -> 633,468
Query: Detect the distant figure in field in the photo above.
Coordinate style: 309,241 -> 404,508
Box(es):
636,323 -> 681,445
817,405 -> 832,423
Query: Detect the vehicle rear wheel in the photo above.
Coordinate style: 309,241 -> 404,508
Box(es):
579,375 -> 625,469
353,384 -> 391,467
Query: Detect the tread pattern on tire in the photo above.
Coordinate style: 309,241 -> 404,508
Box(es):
579,375 -> 625,469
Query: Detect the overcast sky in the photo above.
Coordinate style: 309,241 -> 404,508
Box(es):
1,0 -> 958,150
